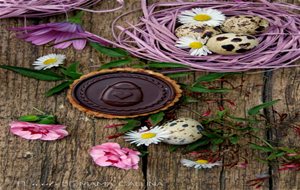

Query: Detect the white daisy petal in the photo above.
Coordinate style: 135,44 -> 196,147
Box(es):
124,126 -> 170,146
181,159 -> 222,169
33,54 -> 66,70
176,35 -> 212,57
178,8 -> 225,26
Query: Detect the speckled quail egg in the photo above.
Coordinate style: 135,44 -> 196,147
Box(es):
161,118 -> 204,145
175,24 -> 222,39
206,33 -> 259,55
221,15 -> 269,35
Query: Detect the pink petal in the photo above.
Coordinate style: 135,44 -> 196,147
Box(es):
31,34 -> 57,45
55,129 -> 69,137
72,39 -> 86,50
95,156 -> 112,166
90,149 -> 105,159
54,32 -> 70,43
30,28 -> 53,36
40,131 -> 61,141
22,133 -> 43,140
54,41 -> 72,49
113,161 -> 128,169
10,128 -> 31,137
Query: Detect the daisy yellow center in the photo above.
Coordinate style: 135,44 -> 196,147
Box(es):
141,132 -> 157,139
193,14 -> 212,21
196,159 -> 209,164
189,42 -> 203,49
43,58 -> 58,65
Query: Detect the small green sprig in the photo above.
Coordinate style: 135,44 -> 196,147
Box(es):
0,62 -> 82,97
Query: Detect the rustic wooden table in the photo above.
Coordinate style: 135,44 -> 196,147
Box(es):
0,0 -> 299,190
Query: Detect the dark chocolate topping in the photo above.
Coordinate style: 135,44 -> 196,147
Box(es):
71,71 -> 177,116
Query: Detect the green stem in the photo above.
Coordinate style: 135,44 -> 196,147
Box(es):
32,107 -> 46,115
250,134 -> 274,149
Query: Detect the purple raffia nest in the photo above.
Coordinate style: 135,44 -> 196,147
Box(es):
109,0 -> 300,72
0,0 -> 123,19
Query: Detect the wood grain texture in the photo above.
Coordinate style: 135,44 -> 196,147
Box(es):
267,68 -> 300,190
147,73 -> 223,190
221,73 -> 270,190
0,0 -> 299,190
0,1 -> 145,190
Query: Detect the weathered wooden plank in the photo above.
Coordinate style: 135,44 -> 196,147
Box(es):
267,67 -> 300,190
146,72 -> 223,190
266,1 -> 300,189
0,1 -> 145,190
221,73 -> 270,190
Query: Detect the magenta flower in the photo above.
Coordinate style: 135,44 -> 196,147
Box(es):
89,142 -> 140,170
11,22 -> 88,50
10,121 -> 68,141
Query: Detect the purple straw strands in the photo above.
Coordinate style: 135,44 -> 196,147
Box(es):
89,0 -> 300,72
0,0 -> 124,19
12,22 -> 110,50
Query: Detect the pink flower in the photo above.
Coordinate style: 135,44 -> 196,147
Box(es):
89,142 -> 140,170
11,22 -> 89,50
10,121 -> 68,141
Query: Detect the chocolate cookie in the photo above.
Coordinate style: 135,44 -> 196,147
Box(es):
67,68 -> 182,119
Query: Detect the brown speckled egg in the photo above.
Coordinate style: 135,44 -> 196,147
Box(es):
221,15 -> 269,35
161,118 -> 204,145
206,33 -> 259,55
175,24 -> 222,39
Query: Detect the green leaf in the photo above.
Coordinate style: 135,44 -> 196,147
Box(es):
0,65 -> 63,81
186,138 -> 210,151
67,62 -> 80,72
248,100 -> 280,116
229,135 -> 239,145
131,64 -> 146,68
196,73 -> 227,83
60,69 -> 82,80
147,62 -> 187,68
18,115 -> 40,122
278,147 -> 297,153
68,11 -> 84,24
182,96 -> 199,104
228,115 -> 252,122
38,115 -> 56,124
90,42 -> 128,57
217,110 -> 227,118
212,138 -> 224,145
118,119 -> 141,133
202,131 -> 221,138
190,85 -> 230,93
149,112 -> 165,126
250,143 -> 273,152
166,72 -> 192,79
100,58 -> 132,69
267,151 -> 285,160
169,145 -> 179,152
46,81 -> 72,97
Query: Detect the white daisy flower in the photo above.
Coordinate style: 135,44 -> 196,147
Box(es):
176,36 -> 211,56
124,126 -> 170,146
178,8 -> 225,26
181,159 -> 222,169
33,54 -> 66,70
